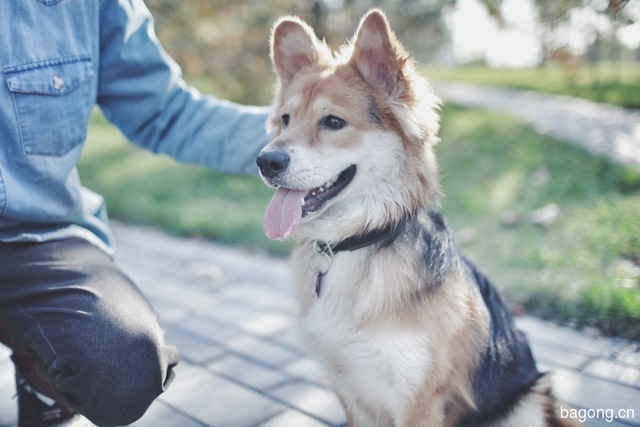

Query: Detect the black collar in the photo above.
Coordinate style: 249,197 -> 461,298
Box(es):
316,218 -> 407,256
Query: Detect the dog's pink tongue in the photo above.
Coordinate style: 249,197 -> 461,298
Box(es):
263,188 -> 306,241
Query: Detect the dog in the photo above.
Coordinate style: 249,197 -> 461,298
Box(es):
256,9 -> 577,427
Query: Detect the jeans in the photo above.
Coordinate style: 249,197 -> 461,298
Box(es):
0,238 -> 180,426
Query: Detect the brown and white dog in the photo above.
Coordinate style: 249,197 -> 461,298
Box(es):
257,9 -> 577,427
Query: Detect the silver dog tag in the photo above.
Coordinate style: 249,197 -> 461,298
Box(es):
314,272 -> 323,297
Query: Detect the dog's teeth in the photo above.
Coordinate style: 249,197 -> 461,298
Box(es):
312,181 -> 337,196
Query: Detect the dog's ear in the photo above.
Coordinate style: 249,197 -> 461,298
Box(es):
349,9 -> 408,99
271,17 -> 329,86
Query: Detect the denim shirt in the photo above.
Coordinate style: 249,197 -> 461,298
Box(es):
0,0 -> 270,254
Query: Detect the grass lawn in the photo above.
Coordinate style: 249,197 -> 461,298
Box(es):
424,62 -> 640,109
437,106 -> 640,340
78,105 -> 640,340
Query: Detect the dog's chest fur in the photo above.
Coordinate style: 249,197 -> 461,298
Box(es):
289,214 -> 490,425
295,250 -> 432,423
304,250 -> 431,417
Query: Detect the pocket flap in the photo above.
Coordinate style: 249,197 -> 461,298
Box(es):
4,56 -> 93,96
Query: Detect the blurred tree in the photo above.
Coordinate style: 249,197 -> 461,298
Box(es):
144,0 -> 638,103
535,0 -> 579,67
145,0 -> 454,103
146,0 -> 316,104
480,0 -> 638,64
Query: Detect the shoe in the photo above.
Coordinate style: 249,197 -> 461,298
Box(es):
45,415 -> 95,427
15,372 -> 81,427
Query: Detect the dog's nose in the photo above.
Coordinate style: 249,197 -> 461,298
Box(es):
256,150 -> 290,179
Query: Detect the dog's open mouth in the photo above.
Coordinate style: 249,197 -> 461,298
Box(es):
302,165 -> 356,218
263,165 -> 356,241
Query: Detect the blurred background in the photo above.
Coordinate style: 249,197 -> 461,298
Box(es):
79,0 -> 640,340
141,0 -> 640,105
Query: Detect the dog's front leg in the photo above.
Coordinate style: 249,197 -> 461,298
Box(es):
399,393 -> 452,427
336,392 -> 391,427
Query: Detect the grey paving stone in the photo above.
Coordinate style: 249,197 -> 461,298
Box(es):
134,276 -> 220,312
114,259 -> 170,284
236,311 -> 292,338
159,364 -> 284,426
132,401 -> 204,427
216,284 -> 294,313
281,358 -> 327,385
145,296 -> 191,325
611,346 -> 640,369
207,354 -> 289,390
203,302 -> 279,331
183,261 -> 226,284
529,340 -> 592,370
164,362 -> 209,390
175,313 -> 240,344
270,381 -> 346,425
551,368 -> 640,425
516,316 -> 609,357
583,359 -> 640,388
585,417 -> 633,427
259,409 -> 331,427
224,335 -> 300,368
561,406 -> 639,427
271,327 -> 305,354
113,225 -> 184,252
164,325 -> 226,364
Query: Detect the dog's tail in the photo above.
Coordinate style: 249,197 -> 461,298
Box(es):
533,374 -> 583,427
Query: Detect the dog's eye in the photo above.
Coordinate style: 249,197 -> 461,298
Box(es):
281,114 -> 290,128
320,115 -> 346,130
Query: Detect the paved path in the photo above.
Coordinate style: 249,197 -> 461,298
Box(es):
433,82 -> 640,172
1,222 -> 638,426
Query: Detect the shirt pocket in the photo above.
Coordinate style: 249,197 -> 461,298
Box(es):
4,56 -> 94,157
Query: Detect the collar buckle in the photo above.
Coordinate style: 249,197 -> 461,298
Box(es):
314,240 -> 334,256
311,241 -> 333,298
308,218 -> 407,298
311,241 -> 333,276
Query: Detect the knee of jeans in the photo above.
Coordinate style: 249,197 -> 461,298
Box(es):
54,328 -> 178,426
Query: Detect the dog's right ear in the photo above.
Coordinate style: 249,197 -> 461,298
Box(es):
270,17 -> 329,86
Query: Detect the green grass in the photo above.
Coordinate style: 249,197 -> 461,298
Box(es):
424,62 -> 640,108
437,105 -> 640,340
78,105 -> 640,340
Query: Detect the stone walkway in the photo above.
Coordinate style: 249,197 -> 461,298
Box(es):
433,82 -> 640,172
1,222 -> 638,426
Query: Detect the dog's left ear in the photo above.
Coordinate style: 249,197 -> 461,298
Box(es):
349,9 -> 408,99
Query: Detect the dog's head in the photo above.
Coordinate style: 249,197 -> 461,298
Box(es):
257,9 -> 441,242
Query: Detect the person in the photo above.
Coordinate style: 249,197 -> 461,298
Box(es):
0,1 -> 270,426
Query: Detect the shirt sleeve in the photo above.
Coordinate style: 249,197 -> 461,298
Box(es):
96,0 -> 270,175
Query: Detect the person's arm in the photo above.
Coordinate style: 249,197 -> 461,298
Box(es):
96,0 -> 269,174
